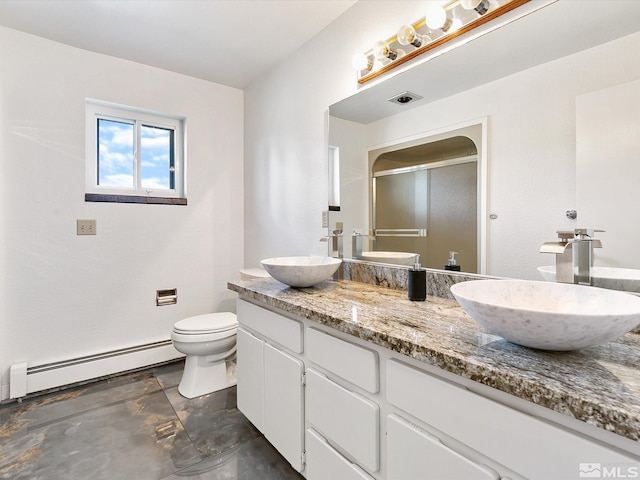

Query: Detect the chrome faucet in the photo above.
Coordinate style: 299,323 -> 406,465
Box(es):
320,222 -> 343,259
540,228 -> 603,285
572,229 -> 603,285
351,230 -> 375,260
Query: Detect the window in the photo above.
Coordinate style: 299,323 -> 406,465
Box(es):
85,99 -> 186,204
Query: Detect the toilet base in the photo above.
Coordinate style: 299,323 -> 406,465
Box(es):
178,353 -> 237,399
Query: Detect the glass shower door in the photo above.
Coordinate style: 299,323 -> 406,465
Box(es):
373,160 -> 477,272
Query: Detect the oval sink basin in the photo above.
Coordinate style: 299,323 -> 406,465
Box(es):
450,279 -> 640,350
360,251 -> 417,266
261,256 -> 342,288
538,265 -> 640,294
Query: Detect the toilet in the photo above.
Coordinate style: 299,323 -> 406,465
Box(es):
240,268 -> 271,280
171,312 -> 238,399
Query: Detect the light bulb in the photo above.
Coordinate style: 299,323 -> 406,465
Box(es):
460,0 -> 480,9
352,53 -> 371,71
449,17 -> 463,32
397,24 -> 424,47
461,0 -> 490,14
373,40 -> 398,60
425,5 -> 447,29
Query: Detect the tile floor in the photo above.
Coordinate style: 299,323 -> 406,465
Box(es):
0,361 -> 304,480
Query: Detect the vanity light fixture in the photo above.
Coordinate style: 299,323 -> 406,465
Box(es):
397,24 -> 431,48
353,0 -> 530,84
373,40 -> 406,61
449,16 -> 464,33
352,52 -> 372,72
425,5 -> 453,31
461,0 -> 491,15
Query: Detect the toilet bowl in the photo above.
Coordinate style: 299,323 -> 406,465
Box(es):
171,312 -> 238,399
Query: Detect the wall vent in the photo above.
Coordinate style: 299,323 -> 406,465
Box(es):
388,91 -> 424,105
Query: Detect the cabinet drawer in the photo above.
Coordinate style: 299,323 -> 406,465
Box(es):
306,368 -> 380,472
306,327 -> 379,393
387,414 -> 500,480
306,428 -> 375,480
237,299 -> 303,353
386,359 -> 638,479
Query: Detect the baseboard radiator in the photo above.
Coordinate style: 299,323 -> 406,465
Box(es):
9,340 -> 184,400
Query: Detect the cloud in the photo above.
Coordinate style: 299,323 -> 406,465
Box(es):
141,136 -> 170,149
141,177 -> 170,190
101,173 -> 134,188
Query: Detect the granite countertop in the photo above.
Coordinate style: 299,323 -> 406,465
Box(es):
228,277 -> 640,444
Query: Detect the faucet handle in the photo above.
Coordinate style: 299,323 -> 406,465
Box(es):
574,228 -> 605,238
556,230 -> 575,241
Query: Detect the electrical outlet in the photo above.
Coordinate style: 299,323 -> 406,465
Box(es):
77,219 -> 96,235
322,211 -> 329,229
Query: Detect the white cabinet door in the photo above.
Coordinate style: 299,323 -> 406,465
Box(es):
306,428 -> 375,480
387,414 -> 500,480
387,359 -> 638,479
264,342 -> 305,472
306,368 -> 380,472
236,327 -> 264,432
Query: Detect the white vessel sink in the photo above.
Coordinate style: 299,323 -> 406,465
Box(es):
261,256 -> 342,288
360,251 -> 417,266
450,279 -> 640,351
538,265 -> 640,294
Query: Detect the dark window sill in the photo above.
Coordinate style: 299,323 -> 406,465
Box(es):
85,194 -> 187,205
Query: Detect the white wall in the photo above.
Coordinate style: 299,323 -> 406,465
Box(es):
244,1 -> 429,265
577,79 -> 640,269
0,26 -> 244,400
244,2 -> 640,280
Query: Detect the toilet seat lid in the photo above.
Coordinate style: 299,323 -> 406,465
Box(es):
173,312 -> 238,334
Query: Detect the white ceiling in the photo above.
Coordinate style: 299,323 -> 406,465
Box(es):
0,0 -> 358,89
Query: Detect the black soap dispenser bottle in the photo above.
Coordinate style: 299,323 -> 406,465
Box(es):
408,254 -> 426,301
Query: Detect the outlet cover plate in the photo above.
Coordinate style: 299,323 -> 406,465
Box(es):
77,219 -> 96,235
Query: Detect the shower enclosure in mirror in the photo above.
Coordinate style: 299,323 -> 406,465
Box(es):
371,140 -> 478,272
328,117 -> 486,274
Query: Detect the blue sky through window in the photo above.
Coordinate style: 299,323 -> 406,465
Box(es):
141,125 -> 172,190
98,119 -> 133,187
98,119 -> 172,190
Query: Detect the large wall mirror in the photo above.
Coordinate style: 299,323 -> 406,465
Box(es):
327,0 -> 640,290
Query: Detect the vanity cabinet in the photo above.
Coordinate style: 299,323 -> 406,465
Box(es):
386,359 -> 639,479
236,300 -> 305,472
235,297 -> 640,480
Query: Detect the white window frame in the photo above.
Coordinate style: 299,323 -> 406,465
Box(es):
85,99 -> 186,199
